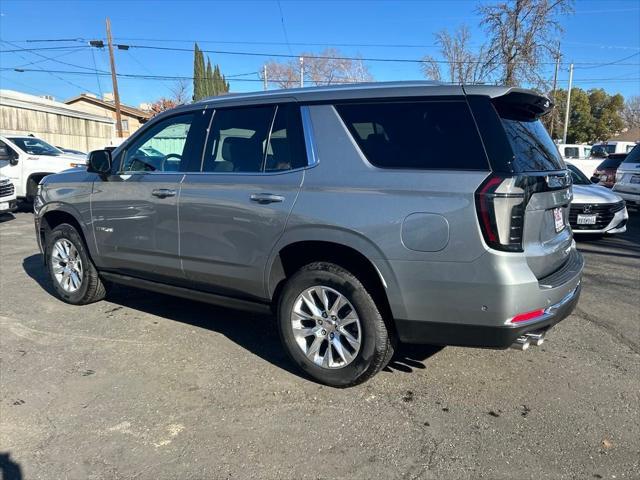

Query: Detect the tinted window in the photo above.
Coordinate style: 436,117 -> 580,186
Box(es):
203,106 -> 275,173
265,104 -> 308,171
335,101 -> 489,170
500,119 -> 565,172
564,147 -> 579,158
623,144 -> 640,164
598,157 -> 625,169
567,164 -> 590,185
121,113 -> 195,172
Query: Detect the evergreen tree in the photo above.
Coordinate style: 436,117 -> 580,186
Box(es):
206,58 -> 214,97
192,43 -> 206,101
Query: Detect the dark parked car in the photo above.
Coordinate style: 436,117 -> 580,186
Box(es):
33,82 -> 583,387
592,153 -> 627,188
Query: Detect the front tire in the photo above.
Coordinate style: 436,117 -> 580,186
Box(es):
278,262 -> 393,387
45,223 -> 106,305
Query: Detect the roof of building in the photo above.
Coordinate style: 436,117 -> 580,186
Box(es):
65,94 -> 152,120
0,89 -> 115,124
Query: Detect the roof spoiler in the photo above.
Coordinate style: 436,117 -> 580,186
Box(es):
491,90 -> 553,121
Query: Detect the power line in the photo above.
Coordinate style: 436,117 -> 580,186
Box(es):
0,41 -> 101,96
276,0 -> 294,56
0,45 -> 90,52
3,67 -> 639,84
574,51 -> 640,70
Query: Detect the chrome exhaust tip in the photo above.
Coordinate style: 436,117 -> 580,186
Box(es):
511,336 -> 530,351
525,332 -> 545,347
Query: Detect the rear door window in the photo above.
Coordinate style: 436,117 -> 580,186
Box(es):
335,100 -> 489,170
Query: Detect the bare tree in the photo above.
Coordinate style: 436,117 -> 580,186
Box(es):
622,95 -> 640,129
260,48 -> 373,89
170,79 -> 191,105
478,0 -> 573,87
148,80 -> 192,116
421,25 -> 495,84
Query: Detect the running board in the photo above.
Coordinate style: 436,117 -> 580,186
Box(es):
100,272 -> 272,315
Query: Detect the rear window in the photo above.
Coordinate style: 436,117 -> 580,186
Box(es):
623,144 -> 640,164
335,100 -> 489,170
563,147 -> 580,158
499,119 -> 565,172
598,157 -> 625,169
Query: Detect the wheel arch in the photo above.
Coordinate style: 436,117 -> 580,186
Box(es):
38,203 -> 96,263
266,227 -> 407,322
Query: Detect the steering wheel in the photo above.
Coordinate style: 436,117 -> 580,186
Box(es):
160,153 -> 182,171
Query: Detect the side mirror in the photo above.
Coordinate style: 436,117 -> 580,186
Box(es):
0,145 -> 18,165
87,150 -> 112,174
591,177 -> 599,184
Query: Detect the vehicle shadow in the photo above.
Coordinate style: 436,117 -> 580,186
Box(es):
0,213 -> 16,224
22,254 -> 442,382
0,451 -> 23,480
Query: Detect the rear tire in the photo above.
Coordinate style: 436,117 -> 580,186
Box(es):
45,223 -> 106,305
278,262 -> 393,387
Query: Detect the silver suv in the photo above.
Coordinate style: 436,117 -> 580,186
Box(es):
34,82 -> 583,387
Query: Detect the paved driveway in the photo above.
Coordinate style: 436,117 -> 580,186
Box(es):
1,211 -> 638,479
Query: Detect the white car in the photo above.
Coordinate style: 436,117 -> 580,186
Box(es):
0,174 -> 17,213
592,141 -> 637,156
567,164 -> 628,235
612,144 -> 640,208
0,134 -> 86,201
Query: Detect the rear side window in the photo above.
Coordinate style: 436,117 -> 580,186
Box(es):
335,101 -> 489,170
500,119 -> 565,172
622,144 -> 640,164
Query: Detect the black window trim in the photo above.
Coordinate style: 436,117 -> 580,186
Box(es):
334,97 -> 492,172
114,107 -> 207,175
194,102 -> 311,176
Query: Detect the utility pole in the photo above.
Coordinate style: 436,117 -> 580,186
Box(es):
562,63 -> 574,145
299,56 -> 304,88
550,42 -> 560,139
263,65 -> 267,91
106,17 -> 124,138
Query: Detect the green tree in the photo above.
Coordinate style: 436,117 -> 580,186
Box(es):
552,87 -> 625,143
192,43 -> 207,101
205,58 -> 214,97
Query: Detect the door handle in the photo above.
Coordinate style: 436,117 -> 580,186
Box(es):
151,188 -> 177,198
250,193 -> 285,204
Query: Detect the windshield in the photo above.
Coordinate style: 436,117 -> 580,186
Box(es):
567,164 -> 591,185
500,119 -> 565,172
591,144 -> 617,157
8,137 -> 63,156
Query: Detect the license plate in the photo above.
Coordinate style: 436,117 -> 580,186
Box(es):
577,214 -> 597,225
631,175 -> 640,184
553,207 -> 564,232
0,201 -> 9,211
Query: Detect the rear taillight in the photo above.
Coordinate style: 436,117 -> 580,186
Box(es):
475,174 -> 525,252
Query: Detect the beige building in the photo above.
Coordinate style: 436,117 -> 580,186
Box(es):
0,89 -> 115,152
65,93 -> 151,138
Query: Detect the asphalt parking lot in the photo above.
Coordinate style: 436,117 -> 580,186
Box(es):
1,210 -> 638,480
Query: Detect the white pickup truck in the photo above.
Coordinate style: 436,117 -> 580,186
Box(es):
0,174 -> 17,213
0,134 -> 86,201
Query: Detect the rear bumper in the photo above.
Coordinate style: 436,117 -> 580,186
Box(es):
396,282 -> 581,348
387,247 -> 583,348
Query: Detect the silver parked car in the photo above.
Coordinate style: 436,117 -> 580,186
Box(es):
612,144 -> 640,208
34,82 -> 583,387
567,164 -> 628,235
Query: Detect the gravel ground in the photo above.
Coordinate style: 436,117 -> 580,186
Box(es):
1,210 -> 638,480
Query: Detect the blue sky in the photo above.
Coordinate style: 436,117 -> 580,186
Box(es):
1,0 -> 638,107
